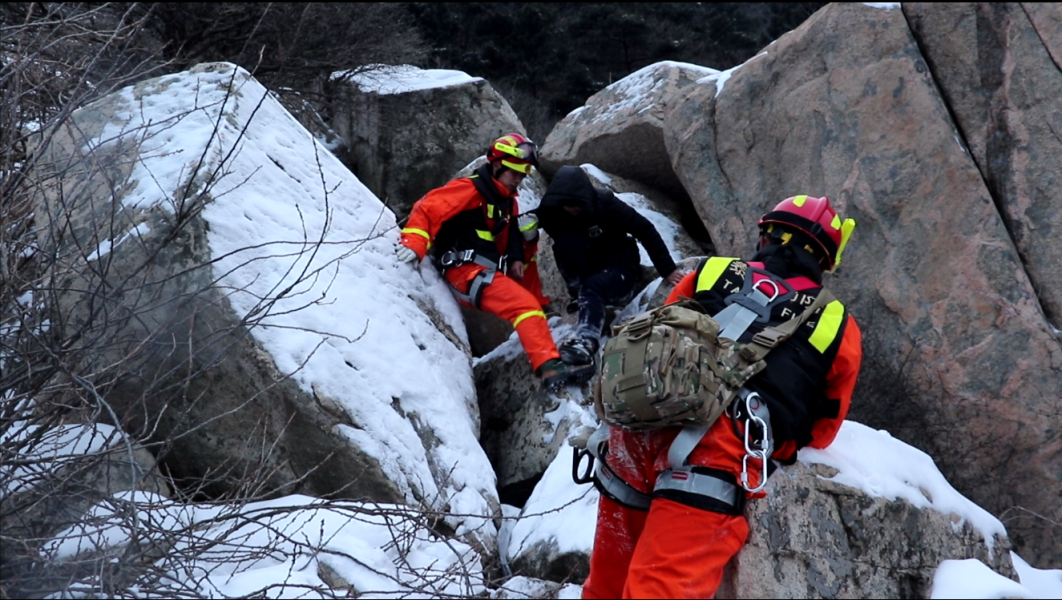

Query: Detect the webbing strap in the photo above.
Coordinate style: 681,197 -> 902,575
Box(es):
594,459 -> 652,511
716,288 -> 770,340
742,288 -> 834,363
668,425 -> 709,468
467,253 -> 500,270
449,268 -> 496,309
654,467 -> 743,510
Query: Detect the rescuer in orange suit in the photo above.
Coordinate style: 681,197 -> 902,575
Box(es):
581,195 -> 863,599
395,133 -> 593,391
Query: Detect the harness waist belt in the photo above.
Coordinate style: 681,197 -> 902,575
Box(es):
439,249 -> 502,309
654,466 -> 743,510
439,249 -> 499,270
593,460 -> 652,511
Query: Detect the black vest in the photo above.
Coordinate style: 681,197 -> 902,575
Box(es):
692,257 -> 849,451
431,165 -> 515,265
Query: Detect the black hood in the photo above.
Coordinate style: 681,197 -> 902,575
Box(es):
540,166 -> 597,213
751,242 -> 824,285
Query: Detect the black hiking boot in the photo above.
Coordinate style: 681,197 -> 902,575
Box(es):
537,358 -> 596,392
559,337 -> 597,367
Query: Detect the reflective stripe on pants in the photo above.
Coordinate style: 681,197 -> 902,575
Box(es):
445,264 -> 559,372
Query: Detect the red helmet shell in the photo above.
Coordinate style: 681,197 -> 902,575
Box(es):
486,133 -> 539,174
758,195 -> 844,269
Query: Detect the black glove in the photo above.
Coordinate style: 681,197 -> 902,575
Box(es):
566,298 -> 580,314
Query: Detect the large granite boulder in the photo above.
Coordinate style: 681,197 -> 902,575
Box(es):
327,65 -> 526,221
902,2 -> 1062,326
539,61 -> 719,203
660,2 -> 1061,566
26,62 -> 498,550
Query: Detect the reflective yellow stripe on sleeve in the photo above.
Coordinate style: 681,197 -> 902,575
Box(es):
476,229 -> 495,242
809,300 -> 844,353
402,227 -> 430,240
695,257 -> 734,293
512,310 -> 546,328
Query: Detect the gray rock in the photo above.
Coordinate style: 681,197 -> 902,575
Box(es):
328,65 -> 526,222
903,2 -> 1062,328
25,63 -> 494,536
474,339 -> 581,498
720,462 -> 1017,598
539,61 -> 719,203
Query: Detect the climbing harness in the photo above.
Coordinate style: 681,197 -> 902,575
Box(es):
572,423 -> 652,510
575,265 -> 835,510
436,249 -> 504,309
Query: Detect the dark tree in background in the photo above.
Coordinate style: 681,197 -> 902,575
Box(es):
3,3 -> 823,146
405,2 -> 826,140
150,2 -> 428,90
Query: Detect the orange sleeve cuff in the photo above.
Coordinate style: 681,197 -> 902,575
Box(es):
666,271 -> 698,304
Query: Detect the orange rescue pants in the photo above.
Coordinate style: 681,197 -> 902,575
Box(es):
444,261 -> 559,371
581,418 -> 758,599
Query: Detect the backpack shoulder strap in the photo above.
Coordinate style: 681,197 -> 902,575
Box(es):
740,287 -> 836,363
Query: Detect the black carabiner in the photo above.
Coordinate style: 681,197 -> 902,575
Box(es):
572,446 -> 595,485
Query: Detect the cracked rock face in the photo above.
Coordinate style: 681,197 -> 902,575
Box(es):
904,2 -> 1062,326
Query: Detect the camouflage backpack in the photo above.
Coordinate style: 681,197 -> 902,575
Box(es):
594,290 -> 832,432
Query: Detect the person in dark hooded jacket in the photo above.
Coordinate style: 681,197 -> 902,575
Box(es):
534,166 -> 683,368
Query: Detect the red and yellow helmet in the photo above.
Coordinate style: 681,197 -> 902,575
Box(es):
486,133 -> 539,174
758,195 -> 856,272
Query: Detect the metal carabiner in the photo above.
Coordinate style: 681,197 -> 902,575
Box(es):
572,447 -> 595,485
738,391 -> 773,494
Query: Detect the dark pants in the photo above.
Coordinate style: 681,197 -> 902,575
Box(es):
575,266 -> 638,341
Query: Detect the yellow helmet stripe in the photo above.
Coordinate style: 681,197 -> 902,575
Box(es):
830,218 -> 856,273
501,158 -> 533,174
513,309 -> 546,328
792,195 -> 809,207
809,300 -> 845,353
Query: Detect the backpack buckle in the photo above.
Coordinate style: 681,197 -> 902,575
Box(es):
439,249 -> 475,268
623,312 -> 654,340
751,328 -> 785,349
